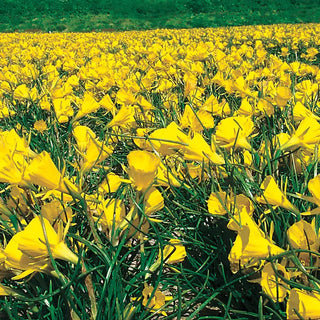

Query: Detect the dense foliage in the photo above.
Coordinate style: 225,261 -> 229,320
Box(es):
0,0 -> 320,31
1,23 -> 320,319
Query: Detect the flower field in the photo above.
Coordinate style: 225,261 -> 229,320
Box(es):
1,23 -> 320,319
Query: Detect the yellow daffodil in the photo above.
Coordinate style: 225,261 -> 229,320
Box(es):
286,219 -> 319,266
207,191 -> 228,215
281,117 -> 320,151
183,132 -> 225,165
17,216 -> 78,263
275,86 -> 292,108
98,172 -> 130,194
148,122 -> 189,156
148,239 -> 187,277
287,289 -> 320,320
33,119 -> 48,133
4,216 -> 77,279
256,176 -> 298,213
41,200 -> 73,224
228,215 -> 284,272
142,283 -> 172,316
107,105 -> 136,129
260,262 -> 289,302
158,239 -> 187,265
74,92 -> 100,120
215,116 -> 254,150
156,160 -> 182,187
94,198 -> 126,236
13,84 -> 31,100
52,97 -> 74,123
305,175 -> 320,212
73,125 -> 96,153
180,105 -> 214,132
293,101 -> 320,122
23,151 -> 79,195
127,150 -> 160,191
144,187 -> 164,215
99,94 -> 116,113
208,192 -> 254,217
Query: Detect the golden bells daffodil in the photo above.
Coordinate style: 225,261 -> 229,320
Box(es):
73,125 -> 96,153
215,116 -> 254,150
161,239 -> 187,264
293,101 -> 320,122
260,262 -> 290,302
287,219 -> 319,266
275,86 -> 292,108
287,219 -> 319,251
256,176 -> 299,214
287,288 -> 320,320
4,216 -> 78,279
148,122 -> 189,156
98,172 -> 130,194
183,132 -> 225,165
207,191 -> 228,215
74,92 -> 100,120
94,198 -> 126,235
281,117 -> 320,151
142,283 -> 172,316
17,216 -> 78,264
148,239 -> 187,276
303,174 -> 320,215
41,200 -> 73,224
228,218 -> 285,273
127,150 -> 160,191
144,187 -> 164,215
23,151 -> 79,196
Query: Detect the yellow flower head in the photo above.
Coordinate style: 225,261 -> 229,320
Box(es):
180,105 -> 214,132
256,175 -> 298,213
127,150 -> 160,191
95,198 -> 126,233
148,122 -> 189,156
99,94 -> 116,113
156,160 -> 182,187
24,151 -> 79,195
159,239 -> 187,265
287,219 -> 319,251
52,98 -> 74,123
208,192 -> 254,217
142,283 -> 172,316
41,199 -> 72,224
228,219 -> 284,272
307,174 -> 320,207
17,216 -> 78,264
13,84 -> 30,100
4,216 -> 77,279
144,187 -> 164,215
208,191 -> 228,215
74,92 -> 100,120
293,101 -> 320,122
281,117 -> 320,151
275,86 -> 292,108
73,125 -> 96,153
107,105 -> 136,129
34,120 -> 48,133
215,116 -> 254,150
287,289 -> 320,320
260,262 -> 289,303
183,132 -> 225,165
4,231 -> 50,279
98,172 -> 130,194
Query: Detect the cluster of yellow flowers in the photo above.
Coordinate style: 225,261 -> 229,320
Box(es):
1,23 -> 320,317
